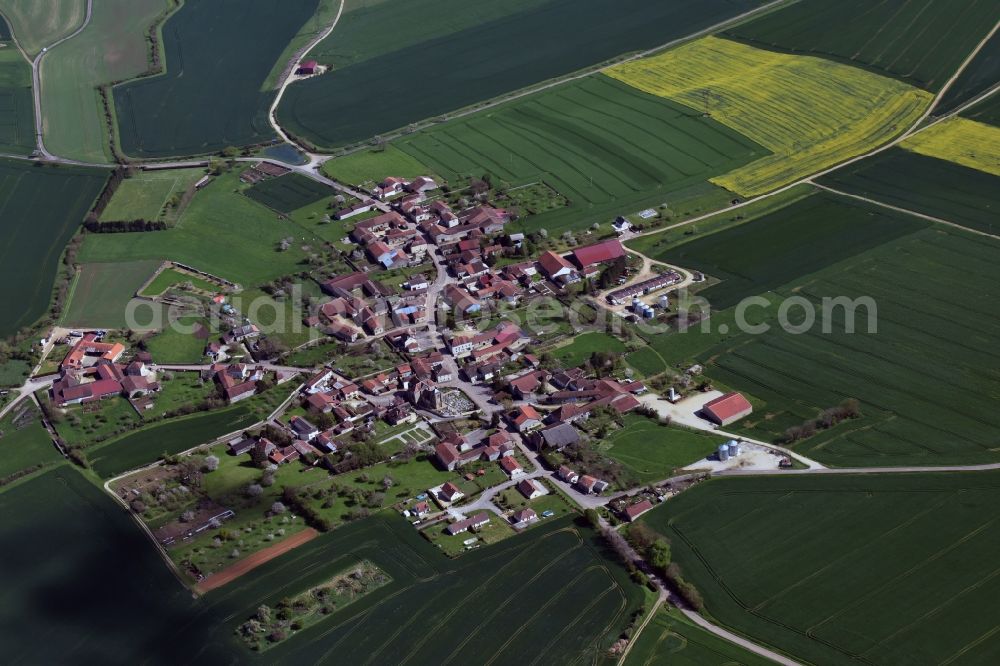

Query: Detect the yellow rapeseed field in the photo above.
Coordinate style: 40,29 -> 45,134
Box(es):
901,117 -> 1000,177
606,37 -> 933,196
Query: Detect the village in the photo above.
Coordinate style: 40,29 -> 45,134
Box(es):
6,168 -> 820,587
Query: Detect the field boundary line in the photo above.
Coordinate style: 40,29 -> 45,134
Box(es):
289,0 -> 793,160
811,182 -> 1000,239
616,17 -> 1000,252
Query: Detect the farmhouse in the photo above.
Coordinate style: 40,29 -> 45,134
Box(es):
537,251 -> 577,282
701,392 -> 753,426
446,512 -> 490,536
507,405 -> 542,433
60,333 -> 125,370
511,508 -> 538,527
516,478 -> 544,499
500,456 -> 526,478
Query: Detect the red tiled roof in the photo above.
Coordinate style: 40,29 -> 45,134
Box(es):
571,239 -> 625,269
625,499 -> 654,520
703,392 -> 752,422
537,251 -> 574,277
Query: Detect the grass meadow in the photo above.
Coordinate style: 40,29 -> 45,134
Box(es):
0,0 -> 86,57
624,607 -> 774,666
113,0 -> 317,158
89,390 -> 284,478
396,74 -> 764,234
643,471 -> 1000,666
0,159 -> 107,337
819,148 -> 1000,234
61,260 -> 161,329
101,168 -> 205,221
900,117 -> 1000,176
139,267 -> 217,297
724,0 -> 998,92
603,416 -> 724,483
606,36 -> 931,196
77,169 -> 326,288
552,331 -> 626,368
321,143 -> 436,187
278,0 -> 769,149
40,0 -> 166,163
0,406 -> 60,480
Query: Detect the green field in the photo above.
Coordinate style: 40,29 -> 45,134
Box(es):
624,607 -> 773,666
0,39 -> 35,154
321,143 -> 435,186
819,148 -> 1000,234
144,316 -> 211,363
88,393 -> 285,478
78,169 -> 325,288
963,88 -> 1000,126
934,29 -> 1000,115
394,75 -> 764,234
0,159 -> 108,337
0,405 -> 60,480
40,0 -> 167,163
643,471 -> 1000,666
724,0 -> 998,92
113,0 -> 318,158
139,267 -> 217,297
645,191 -> 926,310
2,467 -> 643,665
278,0 -> 768,149
0,0 -> 86,57
635,193 -> 1000,466
101,168 -> 204,221
552,331 -> 627,368
61,260 -> 161,328
245,172 -> 333,213
604,416 -> 725,483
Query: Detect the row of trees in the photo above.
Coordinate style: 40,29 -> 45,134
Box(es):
779,398 -> 862,444
83,218 -> 168,233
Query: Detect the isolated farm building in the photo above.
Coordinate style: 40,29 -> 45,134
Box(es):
624,499 -> 654,522
516,478 -> 544,500
297,59 -> 318,75
446,512 -> 490,536
511,508 -> 538,527
570,239 -> 625,274
701,392 -> 753,426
